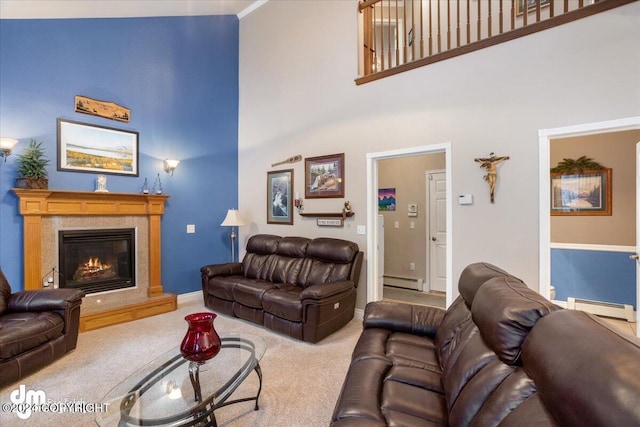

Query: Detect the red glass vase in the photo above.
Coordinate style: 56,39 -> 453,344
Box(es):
180,312 -> 221,363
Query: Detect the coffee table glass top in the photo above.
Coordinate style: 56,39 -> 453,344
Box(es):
96,333 -> 266,427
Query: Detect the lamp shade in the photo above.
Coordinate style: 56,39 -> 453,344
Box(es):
221,209 -> 244,227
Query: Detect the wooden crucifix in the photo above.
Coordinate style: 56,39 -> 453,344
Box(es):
474,152 -> 509,203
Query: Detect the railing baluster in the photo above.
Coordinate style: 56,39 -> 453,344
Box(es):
477,0 -> 481,42
396,0 -> 400,66
456,0 -> 461,47
466,0 -> 471,44
437,0 -> 442,53
386,1 -> 390,70
429,0 -> 433,56
447,0 -> 452,51
411,0 -> 416,60
373,5 -> 377,72
488,0 -> 492,37
536,0 -> 541,22
564,0 -> 569,13
499,0 -> 503,34
420,0 -> 424,59
511,0 -> 515,31
403,0 -> 407,64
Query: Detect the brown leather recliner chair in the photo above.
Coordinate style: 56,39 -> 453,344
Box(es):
0,268 -> 84,388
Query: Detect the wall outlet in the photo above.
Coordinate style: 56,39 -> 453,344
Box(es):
356,225 -> 366,235
410,262 -> 415,271
410,221 -> 415,229
394,221 -> 400,228
187,224 -> 195,233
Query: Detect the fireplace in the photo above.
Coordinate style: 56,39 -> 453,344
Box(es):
58,228 -> 136,294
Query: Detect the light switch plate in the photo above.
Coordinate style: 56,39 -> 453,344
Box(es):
187,224 -> 195,233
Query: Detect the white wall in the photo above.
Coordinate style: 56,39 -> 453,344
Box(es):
238,0 -> 640,310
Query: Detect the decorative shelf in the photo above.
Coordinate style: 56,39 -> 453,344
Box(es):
299,212 -> 355,218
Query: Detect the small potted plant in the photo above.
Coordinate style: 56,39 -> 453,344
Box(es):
15,139 -> 50,189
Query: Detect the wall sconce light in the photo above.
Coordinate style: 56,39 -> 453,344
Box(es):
220,209 -> 245,263
0,138 -> 18,162
163,159 -> 180,176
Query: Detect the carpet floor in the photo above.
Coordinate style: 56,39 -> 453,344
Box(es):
0,298 -> 362,426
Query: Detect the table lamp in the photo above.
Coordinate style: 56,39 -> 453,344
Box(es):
220,209 -> 244,262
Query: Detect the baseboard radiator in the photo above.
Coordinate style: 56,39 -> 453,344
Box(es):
383,275 -> 423,291
567,297 -> 635,322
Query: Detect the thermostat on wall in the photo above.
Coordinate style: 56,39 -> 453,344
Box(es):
458,194 -> 473,205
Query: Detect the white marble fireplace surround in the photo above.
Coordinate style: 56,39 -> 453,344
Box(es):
42,215 -> 149,312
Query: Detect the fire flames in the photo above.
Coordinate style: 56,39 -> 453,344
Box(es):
73,257 -> 116,281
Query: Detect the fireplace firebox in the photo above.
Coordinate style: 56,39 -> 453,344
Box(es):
58,228 -> 136,294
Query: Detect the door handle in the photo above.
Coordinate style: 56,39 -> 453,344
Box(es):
630,254 -> 640,260
431,237 -> 437,241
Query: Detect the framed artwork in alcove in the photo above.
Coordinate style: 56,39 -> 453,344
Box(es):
550,169 -> 612,216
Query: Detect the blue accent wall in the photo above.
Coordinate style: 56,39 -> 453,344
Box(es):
551,248 -> 636,310
0,16 -> 239,294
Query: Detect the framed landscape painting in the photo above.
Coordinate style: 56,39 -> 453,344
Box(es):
550,169 -> 611,216
57,118 -> 139,176
305,153 -> 345,199
267,169 -> 293,225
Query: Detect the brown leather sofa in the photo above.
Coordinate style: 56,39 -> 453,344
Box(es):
201,234 -> 363,343
0,268 -> 84,387
332,262 -> 640,426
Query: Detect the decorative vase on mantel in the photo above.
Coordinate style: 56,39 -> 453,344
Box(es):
180,312 -> 221,363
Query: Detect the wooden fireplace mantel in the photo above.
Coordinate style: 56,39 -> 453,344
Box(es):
12,189 -> 169,292
12,189 -> 176,331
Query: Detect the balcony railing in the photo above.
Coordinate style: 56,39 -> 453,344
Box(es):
357,0 -> 636,84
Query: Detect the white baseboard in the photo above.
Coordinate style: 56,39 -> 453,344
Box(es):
177,291 -> 203,305
354,308 -> 364,321
552,299 -> 568,308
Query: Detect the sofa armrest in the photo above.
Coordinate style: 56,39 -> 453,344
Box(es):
301,280 -> 354,301
7,288 -> 84,313
201,262 -> 243,278
363,301 -> 445,338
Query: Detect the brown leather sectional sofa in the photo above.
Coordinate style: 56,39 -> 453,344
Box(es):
332,262 -> 640,426
201,234 -> 363,343
0,268 -> 84,388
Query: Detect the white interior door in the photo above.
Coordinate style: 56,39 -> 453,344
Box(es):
428,171 -> 447,292
377,214 -> 384,289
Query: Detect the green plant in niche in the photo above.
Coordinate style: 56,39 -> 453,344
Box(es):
15,139 -> 50,189
550,156 -> 605,174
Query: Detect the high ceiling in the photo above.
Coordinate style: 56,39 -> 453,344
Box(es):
0,0 -> 265,19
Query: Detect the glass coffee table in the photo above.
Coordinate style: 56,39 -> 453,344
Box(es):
96,333 -> 266,427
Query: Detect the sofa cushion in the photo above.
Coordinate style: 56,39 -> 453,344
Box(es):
245,234 -> 280,254
0,312 -> 65,360
306,238 -> 359,264
232,279 -> 277,308
207,276 -> 241,301
471,276 -> 559,365
458,262 -> 518,308
521,310 -> 640,426
262,286 -> 304,322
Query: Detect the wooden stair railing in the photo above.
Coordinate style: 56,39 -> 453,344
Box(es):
357,0 -> 637,85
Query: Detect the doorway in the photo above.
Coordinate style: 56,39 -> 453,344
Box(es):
539,116 -> 640,338
366,143 -> 453,307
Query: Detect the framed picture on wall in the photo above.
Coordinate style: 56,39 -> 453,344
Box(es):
305,153 -> 345,199
516,0 -> 551,16
57,118 -> 139,176
267,169 -> 294,225
550,169 -> 612,216
378,188 -> 396,211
